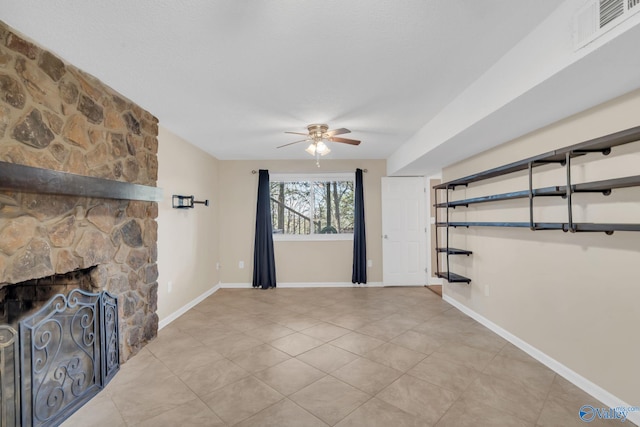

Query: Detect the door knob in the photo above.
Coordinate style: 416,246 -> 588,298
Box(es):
383,235 -> 388,239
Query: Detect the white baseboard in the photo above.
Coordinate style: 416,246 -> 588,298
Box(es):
219,282 -> 384,288
158,284 -> 220,330
443,295 -> 640,425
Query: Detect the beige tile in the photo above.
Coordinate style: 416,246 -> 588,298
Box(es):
156,344 -> 224,377
335,397 -> 424,427
431,343 -> 497,371
377,374 -> 457,425
178,357 -> 249,396
137,398 -> 225,427
291,376 -> 371,425
537,375 -> 617,427
536,397 -> 617,427
364,342 -> 426,372
270,332 -> 324,356
306,305 -> 350,322
545,375 -> 604,407
435,395 -> 532,427
245,322 -> 296,342
206,332 -> 263,358
111,374 -> 197,425
202,376 -> 284,425
302,322 -> 351,342
146,325 -> 204,359
225,315 -> 276,332
297,344 -> 359,373
235,398 -> 329,427
328,314 -> 370,330
456,327 -> 508,354
357,317 -> 416,341
390,330 -> 445,355
483,354 -> 555,400
273,314 -> 322,331
498,342 -> 541,365
187,324 -> 239,344
255,358 -> 326,395
331,332 -> 385,356
461,372 -> 546,423
61,390 -> 125,427
231,343 -> 291,373
407,355 -> 479,396
66,288 -> 614,427
332,357 -> 402,395
107,349 -> 173,389
169,309 -> 212,331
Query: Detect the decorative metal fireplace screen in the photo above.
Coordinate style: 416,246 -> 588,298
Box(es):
0,289 -> 119,427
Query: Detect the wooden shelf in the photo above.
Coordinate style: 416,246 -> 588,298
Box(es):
0,161 -> 163,202
434,125 -> 640,189
433,125 -> 640,284
437,247 -> 472,255
435,186 -> 564,208
436,272 -> 471,284
437,222 -> 565,230
572,175 -> 640,193
572,223 -> 640,233
436,176 -> 640,208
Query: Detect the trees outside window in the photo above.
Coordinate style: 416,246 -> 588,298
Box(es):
269,175 -> 354,236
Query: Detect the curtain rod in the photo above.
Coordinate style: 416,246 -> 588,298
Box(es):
251,169 -> 367,174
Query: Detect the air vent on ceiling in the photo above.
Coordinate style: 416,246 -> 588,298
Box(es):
574,0 -> 640,47
600,0 -> 624,27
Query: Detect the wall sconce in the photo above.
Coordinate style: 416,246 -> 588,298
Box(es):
172,195 -> 209,209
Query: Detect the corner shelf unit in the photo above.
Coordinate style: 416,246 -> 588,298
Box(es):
433,125 -> 640,285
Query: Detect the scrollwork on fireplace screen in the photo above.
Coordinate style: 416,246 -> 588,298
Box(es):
0,325 -> 20,427
100,292 -> 119,384
13,289 -> 120,427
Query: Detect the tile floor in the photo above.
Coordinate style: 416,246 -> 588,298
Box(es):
62,287 -> 632,426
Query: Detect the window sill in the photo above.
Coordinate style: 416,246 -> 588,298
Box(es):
273,234 -> 354,242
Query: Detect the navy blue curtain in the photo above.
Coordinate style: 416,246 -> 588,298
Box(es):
253,170 -> 276,289
352,168 -> 367,284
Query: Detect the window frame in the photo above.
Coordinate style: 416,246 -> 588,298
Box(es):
270,172 -> 355,242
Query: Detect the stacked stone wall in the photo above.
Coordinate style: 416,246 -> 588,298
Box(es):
0,21 -> 159,361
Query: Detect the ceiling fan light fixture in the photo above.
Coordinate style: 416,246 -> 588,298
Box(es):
305,141 -> 331,156
316,140 -> 330,155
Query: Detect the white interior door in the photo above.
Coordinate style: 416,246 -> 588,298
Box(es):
382,177 -> 426,286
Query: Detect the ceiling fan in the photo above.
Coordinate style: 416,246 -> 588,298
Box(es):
277,124 -> 361,166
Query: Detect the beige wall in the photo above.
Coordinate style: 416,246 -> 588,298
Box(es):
156,126 -> 220,320
442,88 -> 640,405
219,159 -> 386,284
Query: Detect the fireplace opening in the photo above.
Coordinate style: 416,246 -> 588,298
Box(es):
0,267 -> 119,427
0,267 -> 96,327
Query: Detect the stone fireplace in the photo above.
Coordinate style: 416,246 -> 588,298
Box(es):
0,20 -> 160,363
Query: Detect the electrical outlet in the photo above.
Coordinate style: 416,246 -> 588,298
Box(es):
367,259 -> 372,268
484,284 -> 490,297
168,281 -> 173,293
216,262 -> 220,270
239,261 -> 244,269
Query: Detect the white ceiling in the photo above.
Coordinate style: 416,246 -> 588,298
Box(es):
4,1 -> 640,176
0,0 -> 564,166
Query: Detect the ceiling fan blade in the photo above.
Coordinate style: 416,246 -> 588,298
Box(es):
325,128 -> 350,137
285,131 -> 309,136
277,138 -> 310,149
329,136 -> 360,145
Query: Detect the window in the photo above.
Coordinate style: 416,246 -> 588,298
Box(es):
270,173 -> 355,239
